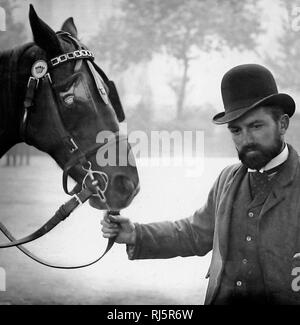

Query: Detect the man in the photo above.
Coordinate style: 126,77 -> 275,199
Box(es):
101,64 -> 300,305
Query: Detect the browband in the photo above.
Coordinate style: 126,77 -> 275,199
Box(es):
50,49 -> 95,68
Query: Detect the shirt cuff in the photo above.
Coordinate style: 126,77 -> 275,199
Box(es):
126,222 -> 141,260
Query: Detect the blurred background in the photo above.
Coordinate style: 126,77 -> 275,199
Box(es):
2,0 -> 300,157
0,0 -> 299,305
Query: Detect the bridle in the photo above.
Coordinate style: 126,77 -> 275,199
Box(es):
0,32 -> 126,268
22,32 -> 120,204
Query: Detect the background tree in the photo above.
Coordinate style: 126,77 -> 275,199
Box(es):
0,0 -> 26,50
263,0 -> 300,90
261,0 -> 300,153
90,0 -> 263,119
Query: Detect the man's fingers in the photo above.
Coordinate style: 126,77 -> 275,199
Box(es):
101,212 -> 135,244
103,213 -> 120,224
101,224 -> 120,233
101,225 -> 119,238
101,218 -> 120,232
102,232 -> 118,239
103,213 -> 129,224
100,219 -> 119,228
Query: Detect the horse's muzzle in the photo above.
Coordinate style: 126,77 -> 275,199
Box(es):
88,172 -> 140,210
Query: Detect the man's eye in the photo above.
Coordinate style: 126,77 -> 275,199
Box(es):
253,124 -> 263,129
230,128 -> 240,134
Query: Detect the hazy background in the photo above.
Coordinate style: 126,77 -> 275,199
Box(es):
0,0 -> 300,305
2,0 -> 300,156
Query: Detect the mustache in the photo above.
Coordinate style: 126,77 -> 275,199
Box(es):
239,144 -> 264,155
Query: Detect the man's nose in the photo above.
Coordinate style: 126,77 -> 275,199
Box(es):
241,130 -> 254,146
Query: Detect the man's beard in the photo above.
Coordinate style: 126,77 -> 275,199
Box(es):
237,136 -> 283,170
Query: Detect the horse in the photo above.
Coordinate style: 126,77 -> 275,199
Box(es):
0,5 -> 140,268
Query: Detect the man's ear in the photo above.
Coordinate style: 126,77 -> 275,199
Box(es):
279,114 -> 290,135
61,17 -> 78,38
29,4 -> 63,57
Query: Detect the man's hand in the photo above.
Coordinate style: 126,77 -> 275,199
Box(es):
100,212 -> 136,245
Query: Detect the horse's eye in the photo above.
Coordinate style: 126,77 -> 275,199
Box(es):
63,95 -> 75,106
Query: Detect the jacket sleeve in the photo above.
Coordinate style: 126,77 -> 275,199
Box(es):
127,173 -> 222,260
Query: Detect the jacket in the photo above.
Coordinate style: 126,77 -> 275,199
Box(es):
128,144 -> 300,304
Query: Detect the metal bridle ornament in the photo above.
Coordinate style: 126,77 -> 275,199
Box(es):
82,161 -> 109,203
50,49 -> 95,67
0,33 -> 124,269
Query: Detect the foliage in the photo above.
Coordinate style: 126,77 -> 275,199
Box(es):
263,0 -> 300,90
90,0 -> 264,119
92,0 -> 263,68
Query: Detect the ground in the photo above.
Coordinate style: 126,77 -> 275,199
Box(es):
0,155 -> 236,305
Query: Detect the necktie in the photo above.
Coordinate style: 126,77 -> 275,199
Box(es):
249,161 -> 286,200
249,171 -> 270,200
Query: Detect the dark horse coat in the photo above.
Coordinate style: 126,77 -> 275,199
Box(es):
127,144 -> 300,304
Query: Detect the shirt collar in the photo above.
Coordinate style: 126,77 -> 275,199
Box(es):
248,143 -> 289,173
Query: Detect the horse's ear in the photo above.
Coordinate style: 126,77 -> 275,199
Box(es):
29,4 -> 63,57
61,17 -> 78,39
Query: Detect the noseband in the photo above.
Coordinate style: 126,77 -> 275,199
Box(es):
0,32 -> 126,268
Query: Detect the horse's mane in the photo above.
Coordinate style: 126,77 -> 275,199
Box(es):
0,43 -> 34,141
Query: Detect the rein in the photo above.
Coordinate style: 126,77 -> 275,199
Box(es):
0,33 -> 122,269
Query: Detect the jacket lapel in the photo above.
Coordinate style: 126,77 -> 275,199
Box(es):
260,145 -> 299,217
207,164 -> 247,304
217,164 -> 247,259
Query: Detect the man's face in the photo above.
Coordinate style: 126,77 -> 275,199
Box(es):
227,107 -> 285,170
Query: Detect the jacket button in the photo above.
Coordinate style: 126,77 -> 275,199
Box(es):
248,212 -> 254,218
242,259 -> 248,264
236,281 -> 242,287
246,235 -> 252,242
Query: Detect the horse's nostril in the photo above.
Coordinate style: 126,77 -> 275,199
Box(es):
112,175 -> 135,196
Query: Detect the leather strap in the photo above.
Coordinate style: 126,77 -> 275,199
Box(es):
0,224 -> 115,269
0,187 -> 93,248
20,77 -> 39,142
24,77 -> 38,109
0,187 -> 117,268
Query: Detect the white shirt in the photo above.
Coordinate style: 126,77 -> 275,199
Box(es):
248,144 -> 289,173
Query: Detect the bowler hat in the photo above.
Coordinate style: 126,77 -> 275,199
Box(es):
213,64 -> 295,124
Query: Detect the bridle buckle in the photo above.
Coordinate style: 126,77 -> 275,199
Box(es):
73,194 -> 83,205
69,138 -> 79,153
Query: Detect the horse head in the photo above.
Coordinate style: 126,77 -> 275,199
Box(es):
12,5 -> 139,211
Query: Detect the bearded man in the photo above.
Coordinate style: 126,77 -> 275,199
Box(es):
101,64 -> 300,305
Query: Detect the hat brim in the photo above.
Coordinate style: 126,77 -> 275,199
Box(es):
213,93 -> 295,125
